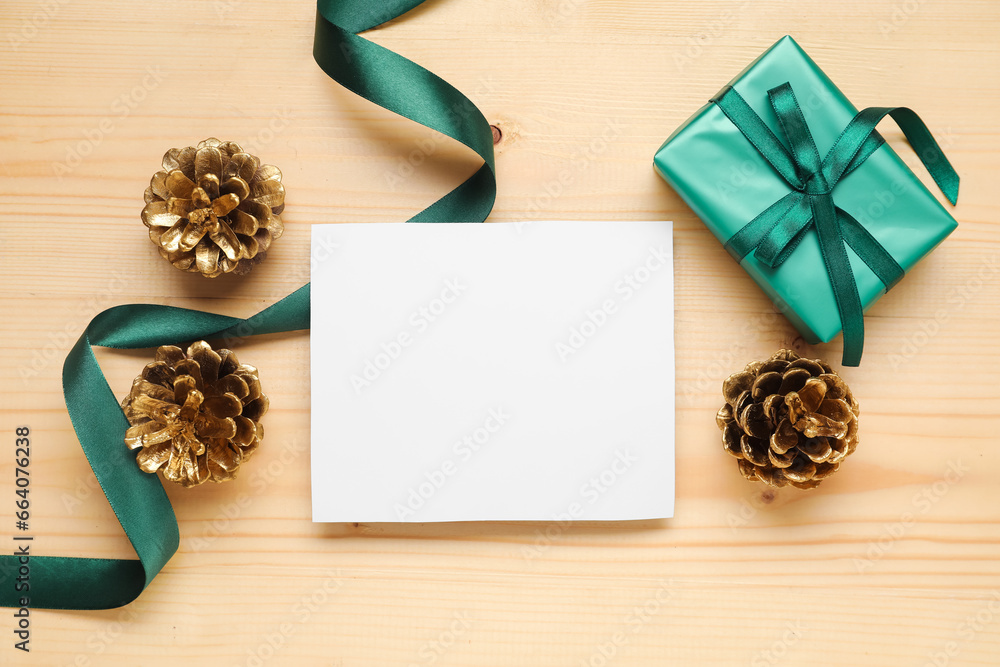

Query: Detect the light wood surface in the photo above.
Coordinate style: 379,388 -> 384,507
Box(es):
2,0 -> 999,664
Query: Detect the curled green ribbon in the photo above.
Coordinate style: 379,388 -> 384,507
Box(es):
711,83 -> 959,367
314,1 -> 496,223
0,0 -> 494,610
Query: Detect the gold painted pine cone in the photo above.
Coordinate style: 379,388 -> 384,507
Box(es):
141,138 -> 284,278
716,349 -> 859,490
121,341 -> 269,488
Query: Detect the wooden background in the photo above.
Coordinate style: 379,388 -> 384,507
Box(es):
2,0 -> 999,664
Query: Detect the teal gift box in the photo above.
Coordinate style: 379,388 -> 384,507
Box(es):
653,36 -> 959,365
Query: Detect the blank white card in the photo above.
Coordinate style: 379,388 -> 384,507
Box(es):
310,221 -> 674,522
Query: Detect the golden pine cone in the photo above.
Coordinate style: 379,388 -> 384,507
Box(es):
141,138 -> 285,278
716,349 -> 859,490
121,341 -> 269,487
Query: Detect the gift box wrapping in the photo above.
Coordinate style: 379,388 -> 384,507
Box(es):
653,35 -> 958,347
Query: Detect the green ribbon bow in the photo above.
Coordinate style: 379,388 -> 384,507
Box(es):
0,0 -> 494,611
711,82 -> 959,366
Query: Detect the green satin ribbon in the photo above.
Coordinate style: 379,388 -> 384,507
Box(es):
314,1 -> 496,222
711,82 -> 959,366
0,0 -> 494,611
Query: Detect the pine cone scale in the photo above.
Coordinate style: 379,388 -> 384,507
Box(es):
206,224 -> 238,261
229,153 -> 259,182
242,395 -> 269,422
173,370 -> 201,398
722,423 -> 741,457
195,146 -> 222,181
221,176 -> 250,200
229,209 -> 256,236
180,223 -> 209,253
177,389 -> 204,422
141,201 -> 178,228
149,171 -> 170,198
188,342 -> 220,382
741,436 -> 768,466
204,175 -> 223,201
124,392 -> 176,424
740,403 -> 771,439
770,419 -> 796,451
238,369 -> 262,402
778,368 -> 809,394
136,442 -> 172,472
195,414 -> 236,440
165,198 -> 193,218
233,416 -> 256,446
215,374 -> 249,398
751,371 -> 781,399
785,457 -> 816,483
165,170 -> 195,198
762,393 -> 782,421
768,448 -> 794,468
798,438 -> 831,462
194,243 -> 218,275
238,198 -> 272,224
133,378 -> 174,403
213,194 -> 241,218
722,373 -> 751,404
203,394 -> 243,418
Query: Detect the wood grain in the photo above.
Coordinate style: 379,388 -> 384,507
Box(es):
1,0 -> 999,664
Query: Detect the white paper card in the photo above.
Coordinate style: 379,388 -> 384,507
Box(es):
310,221 -> 674,522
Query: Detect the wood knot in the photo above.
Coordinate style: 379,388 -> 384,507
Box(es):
785,335 -> 806,353
490,124 -> 502,144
